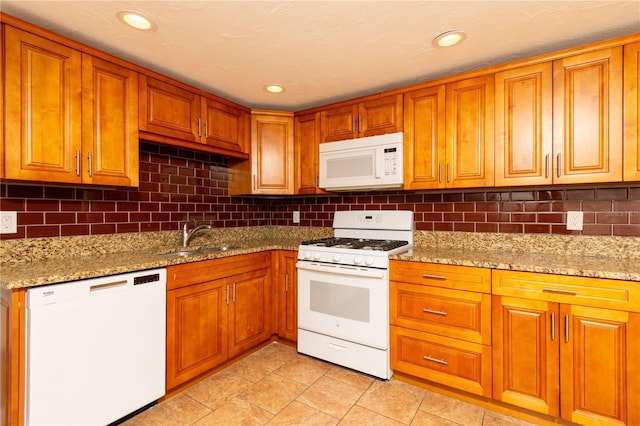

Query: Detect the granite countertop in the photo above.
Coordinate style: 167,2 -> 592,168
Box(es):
392,247 -> 640,282
0,238 -> 301,290
2,228 -> 640,290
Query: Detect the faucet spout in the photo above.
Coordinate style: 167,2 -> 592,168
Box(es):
182,221 -> 212,247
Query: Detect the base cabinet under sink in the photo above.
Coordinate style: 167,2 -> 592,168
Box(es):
165,252 -> 272,391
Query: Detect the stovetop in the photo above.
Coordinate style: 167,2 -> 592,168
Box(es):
300,237 -> 409,252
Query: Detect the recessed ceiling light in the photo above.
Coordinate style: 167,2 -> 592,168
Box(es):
433,30 -> 466,48
264,84 -> 285,94
117,11 -> 156,31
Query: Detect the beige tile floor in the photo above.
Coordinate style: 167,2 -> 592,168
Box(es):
123,342 -> 537,426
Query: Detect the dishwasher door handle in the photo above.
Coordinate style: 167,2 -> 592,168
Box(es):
90,280 -> 128,292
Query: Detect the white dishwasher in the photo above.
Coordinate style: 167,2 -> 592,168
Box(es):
25,268 -> 167,426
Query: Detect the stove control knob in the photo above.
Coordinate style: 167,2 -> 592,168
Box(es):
303,251 -> 312,260
365,257 -> 375,266
313,252 -> 321,261
332,253 -> 342,262
353,256 -> 363,265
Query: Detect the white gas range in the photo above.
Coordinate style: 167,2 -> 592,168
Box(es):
296,210 -> 414,379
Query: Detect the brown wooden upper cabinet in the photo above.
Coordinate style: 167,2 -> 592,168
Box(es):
404,75 -> 494,189
139,75 -> 249,158
625,42 -> 640,181
4,26 -> 139,187
553,47 -> 623,184
320,94 -> 403,142
495,47 -> 624,186
229,110 -> 294,195
494,63 -> 553,186
294,112 -> 327,195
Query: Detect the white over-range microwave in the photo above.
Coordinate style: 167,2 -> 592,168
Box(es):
319,132 -> 404,191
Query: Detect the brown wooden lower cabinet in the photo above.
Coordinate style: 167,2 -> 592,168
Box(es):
166,252 -> 272,391
390,325 -> 492,397
390,261 -> 493,397
275,251 -> 297,342
492,270 -> 640,426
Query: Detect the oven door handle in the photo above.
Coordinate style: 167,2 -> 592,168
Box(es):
296,261 -> 385,278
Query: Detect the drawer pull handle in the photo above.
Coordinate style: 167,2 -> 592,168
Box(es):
423,355 -> 448,365
422,274 -> 447,280
423,308 -> 448,316
542,288 -> 577,296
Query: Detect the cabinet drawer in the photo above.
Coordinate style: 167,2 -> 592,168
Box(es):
390,326 -> 492,397
492,270 -> 640,312
167,252 -> 271,290
390,282 -> 491,345
390,261 -> 491,293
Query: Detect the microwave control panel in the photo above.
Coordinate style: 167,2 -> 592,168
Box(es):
383,147 -> 399,176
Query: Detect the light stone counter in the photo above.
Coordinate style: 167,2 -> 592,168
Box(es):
0,226 -> 331,290
2,228 -> 640,289
392,248 -> 640,282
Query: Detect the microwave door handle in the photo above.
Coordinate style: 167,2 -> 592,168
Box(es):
375,149 -> 382,179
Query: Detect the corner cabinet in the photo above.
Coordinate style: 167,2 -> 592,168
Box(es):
229,110 -> 294,195
275,251 -> 298,342
4,26 -> 139,186
294,112 -> 327,195
492,270 -> 640,425
166,252 -> 272,391
320,94 -> 403,142
390,261 -> 492,397
139,75 -> 250,158
403,75 -> 494,189
624,42 -> 640,181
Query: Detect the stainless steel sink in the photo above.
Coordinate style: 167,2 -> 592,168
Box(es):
160,245 -> 242,257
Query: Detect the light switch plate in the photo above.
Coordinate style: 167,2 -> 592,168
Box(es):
566,211 -> 583,231
0,211 -> 17,234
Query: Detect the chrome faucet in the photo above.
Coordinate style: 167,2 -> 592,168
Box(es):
182,221 -> 212,247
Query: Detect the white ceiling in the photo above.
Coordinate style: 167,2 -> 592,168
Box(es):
2,1 -> 639,111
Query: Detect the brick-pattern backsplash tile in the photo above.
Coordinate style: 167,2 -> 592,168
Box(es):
2,142 -> 640,240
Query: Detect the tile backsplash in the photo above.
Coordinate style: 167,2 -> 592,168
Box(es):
1,142 -> 639,240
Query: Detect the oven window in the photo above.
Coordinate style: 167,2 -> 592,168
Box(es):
309,280 -> 370,322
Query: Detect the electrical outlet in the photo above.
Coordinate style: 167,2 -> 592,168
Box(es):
566,211 -> 583,231
0,211 -> 17,234
292,211 -> 300,224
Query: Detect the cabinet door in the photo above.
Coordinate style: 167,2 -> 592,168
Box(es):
250,112 -> 294,194
495,63 -> 553,186
624,42 -> 640,181
228,267 -> 272,357
445,75 -> 495,188
4,26 -> 82,183
81,55 -> 139,187
294,112 -> 323,194
276,251 -> 297,341
560,305 -> 640,426
403,86 -> 446,189
166,279 -> 228,391
320,104 -> 358,142
359,94 -> 403,137
139,75 -> 200,143
202,98 -> 249,154
553,47 -> 623,184
492,296 -> 560,417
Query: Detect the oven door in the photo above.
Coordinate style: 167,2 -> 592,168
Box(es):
296,261 -> 389,349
